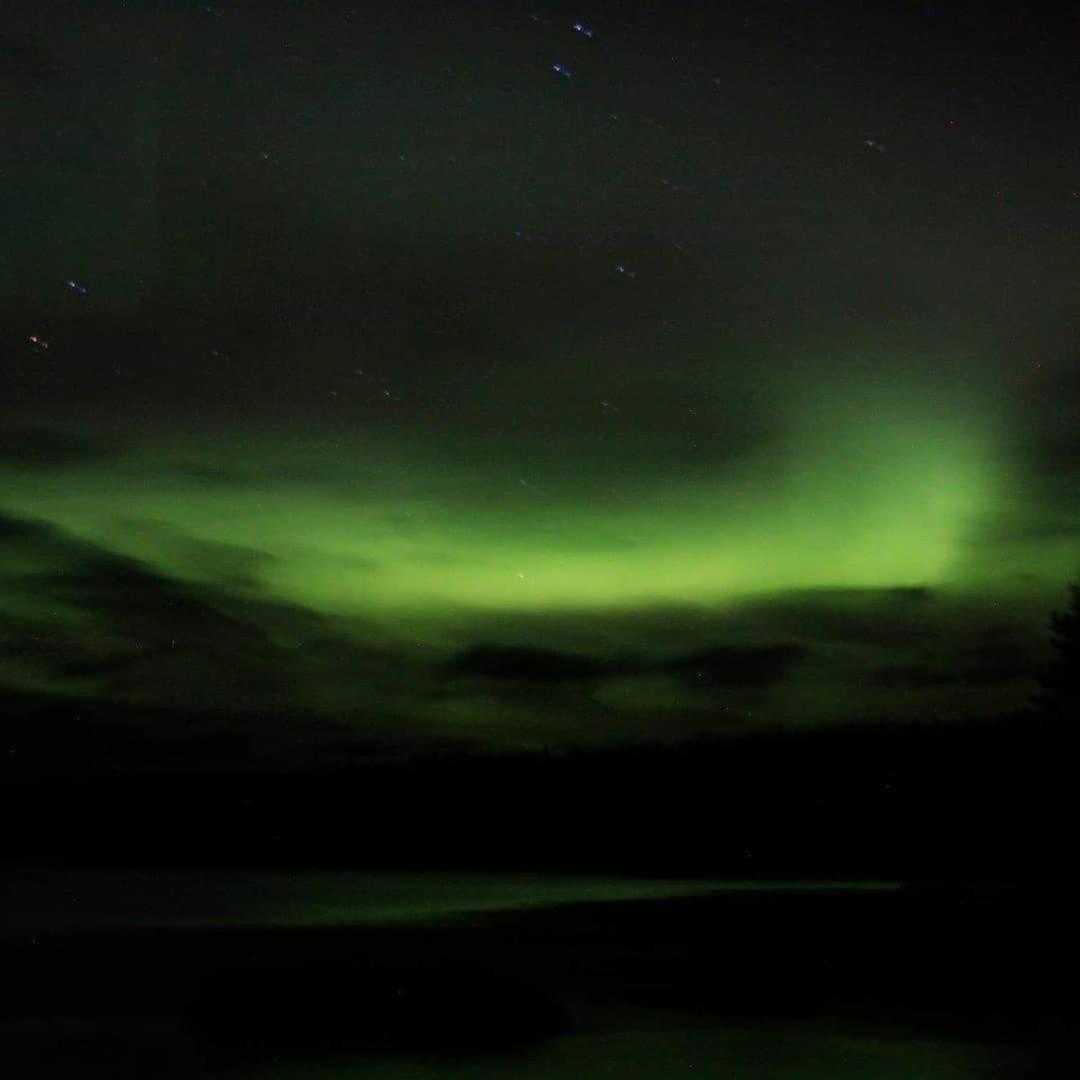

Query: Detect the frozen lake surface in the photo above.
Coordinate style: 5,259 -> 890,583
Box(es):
0,869 -> 898,934
0,872 -> 1050,1078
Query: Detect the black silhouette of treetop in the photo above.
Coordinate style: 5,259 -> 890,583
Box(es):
1033,581 -> 1080,724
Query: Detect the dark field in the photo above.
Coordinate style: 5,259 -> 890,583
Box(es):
0,875 -> 1063,1078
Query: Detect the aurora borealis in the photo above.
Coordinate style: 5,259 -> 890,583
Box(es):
2,1 -> 1078,761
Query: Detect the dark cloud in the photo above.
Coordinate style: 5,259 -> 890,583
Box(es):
8,564 -> 294,712
959,624 -> 1041,685
664,643 -> 807,689
175,540 -> 276,592
0,510 -> 43,540
0,505 -> 447,739
0,507 -> 110,567
871,664 -> 954,690
0,509 -> 289,710
0,427 -> 117,469
446,640 -> 806,691
983,520 -> 1080,545
0,612 -> 85,678
738,587 -> 943,649
112,519 -> 278,592
872,624 -> 1039,690
448,645 -> 628,683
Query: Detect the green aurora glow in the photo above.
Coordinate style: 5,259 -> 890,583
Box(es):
2,1 -> 1078,752
0,356 -> 1070,746
2,389 -> 1006,621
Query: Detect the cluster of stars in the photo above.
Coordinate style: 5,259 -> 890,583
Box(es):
551,20 -> 595,78
13,5 -> 1078,429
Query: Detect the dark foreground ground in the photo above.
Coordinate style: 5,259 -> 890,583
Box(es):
3,713 -> 1068,881
0,879 -> 1065,1078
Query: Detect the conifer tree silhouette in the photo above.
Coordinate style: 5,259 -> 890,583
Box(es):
1033,581 -> 1080,724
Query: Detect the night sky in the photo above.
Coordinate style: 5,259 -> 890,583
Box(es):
2,1 -> 1078,762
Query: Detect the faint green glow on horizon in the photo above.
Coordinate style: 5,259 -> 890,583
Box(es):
0,395 -> 1003,628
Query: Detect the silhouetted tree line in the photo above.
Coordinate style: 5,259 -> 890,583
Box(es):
1,711 -> 1060,881
1,582 -> 1074,882
1031,580 -> 1079,726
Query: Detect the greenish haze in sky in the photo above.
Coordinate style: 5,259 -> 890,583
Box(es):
1,0 -> 1077,755
0,374 -> 1066,751
0,387 -> 1007,620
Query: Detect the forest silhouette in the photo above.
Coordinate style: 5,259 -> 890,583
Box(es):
2,581 -> 1074,882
